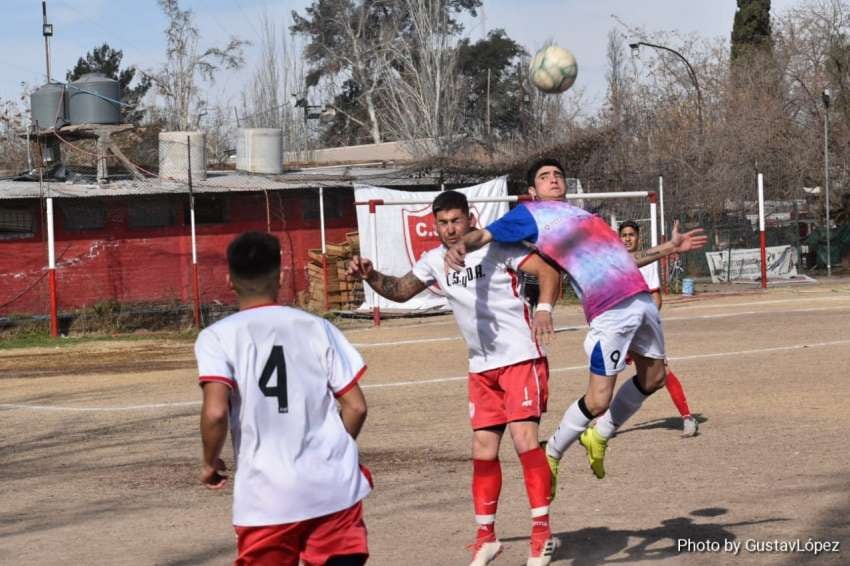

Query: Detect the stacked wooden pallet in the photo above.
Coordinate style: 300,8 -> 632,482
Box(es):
306,232 -> 364,311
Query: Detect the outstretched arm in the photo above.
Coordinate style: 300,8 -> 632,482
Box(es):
632,220 -> 708,267
348,255 -> 427,302
444,229 -> 493,271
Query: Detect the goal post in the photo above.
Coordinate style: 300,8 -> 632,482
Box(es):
356,191 -> 658,326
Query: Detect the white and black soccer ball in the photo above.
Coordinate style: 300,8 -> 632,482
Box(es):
529,45 -> 578,94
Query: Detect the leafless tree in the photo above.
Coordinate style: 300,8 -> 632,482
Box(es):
146,0 -> 248,131
379,0 -> 464,154
241,12 -> 313,154
203,103 -> 234,167
0,96 -> 28,172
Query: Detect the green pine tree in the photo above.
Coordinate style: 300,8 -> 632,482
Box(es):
731,0 -> 772,62
66,43 -> 152,123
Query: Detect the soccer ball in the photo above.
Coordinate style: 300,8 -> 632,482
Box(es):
529,45 -> 578,94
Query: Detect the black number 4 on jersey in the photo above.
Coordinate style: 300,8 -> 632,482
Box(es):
259,345 -> 288,413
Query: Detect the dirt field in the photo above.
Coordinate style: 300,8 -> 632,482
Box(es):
2,280 -> 850,565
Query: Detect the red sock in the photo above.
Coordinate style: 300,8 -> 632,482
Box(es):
472,459 -> 501,541
519,448 -> 551,541
665,370 -> 692,418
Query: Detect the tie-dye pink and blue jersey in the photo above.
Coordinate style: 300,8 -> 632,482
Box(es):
486,201 -> 648,322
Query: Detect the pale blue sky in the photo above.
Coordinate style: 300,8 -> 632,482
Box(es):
2,0 -> 801,112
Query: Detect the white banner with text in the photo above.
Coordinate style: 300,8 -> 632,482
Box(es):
354,177 -> 509,311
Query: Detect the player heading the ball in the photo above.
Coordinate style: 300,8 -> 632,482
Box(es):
349,191 -> 561,566
444,159 -> 707,489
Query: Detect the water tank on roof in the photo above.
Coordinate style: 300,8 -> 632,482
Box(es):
159,131 -> 207,181
236,128 -> 284,174
30,83 -> 68,130
68,73 -> 122,125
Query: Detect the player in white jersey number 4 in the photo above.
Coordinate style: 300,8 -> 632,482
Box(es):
196,232 -> 372,566
348,191 -> 561,566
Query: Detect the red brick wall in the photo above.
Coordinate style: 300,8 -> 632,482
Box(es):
0,190 -> 357,316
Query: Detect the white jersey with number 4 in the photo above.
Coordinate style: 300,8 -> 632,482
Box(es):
639,262 -> 660,292
411,242 -> 543,373
195,305 -> 371,527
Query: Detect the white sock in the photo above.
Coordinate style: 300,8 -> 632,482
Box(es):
546,400 -> 591,460
595,378 -> 648,439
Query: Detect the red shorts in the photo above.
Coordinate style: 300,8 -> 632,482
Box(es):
234,501 -> 368,566
468,358 -> 549,430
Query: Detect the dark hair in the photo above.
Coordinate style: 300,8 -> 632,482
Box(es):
618,220 -> 640,235
432,190 -> 469,216
227,232 -> 281,294
526,158 -> 566,188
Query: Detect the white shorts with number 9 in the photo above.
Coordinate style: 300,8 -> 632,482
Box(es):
583,293 -> 666,377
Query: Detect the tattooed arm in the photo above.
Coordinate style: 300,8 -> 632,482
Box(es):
347,255 -> 427,302
632,220 -> 708,267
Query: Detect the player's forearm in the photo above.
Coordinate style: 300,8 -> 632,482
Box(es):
201,410 -> 228,466
535,265 -> 561,306
340,404 -> 367,439
632,241 -> 674,267
461,228 -> 493,252
365,271 -> 422,302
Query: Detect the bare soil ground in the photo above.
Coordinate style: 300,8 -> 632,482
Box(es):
2,280 -> 850,565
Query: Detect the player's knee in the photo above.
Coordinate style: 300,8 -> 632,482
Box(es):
508,422 -> 539,453
639,370 -> 666,393
583,393 -> 610,417
472,429 -> 502,459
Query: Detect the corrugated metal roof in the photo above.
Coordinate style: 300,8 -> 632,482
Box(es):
0,165 -> 444,200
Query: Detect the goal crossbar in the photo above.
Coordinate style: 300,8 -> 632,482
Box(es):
357,192 -> 657,326
354,191 -> 655,208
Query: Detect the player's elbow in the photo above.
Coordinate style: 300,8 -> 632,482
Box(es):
347,399 -> 368,421
400,289 -> 419,302
202,403 -> 229,425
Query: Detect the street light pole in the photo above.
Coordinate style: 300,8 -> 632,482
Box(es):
822,89 -> 832,277
629,41 -> 704,135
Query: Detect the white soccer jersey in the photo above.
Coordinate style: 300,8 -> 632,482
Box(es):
639,261 -> 661,292
195,305 -> 371,527
411,242 -> 543,373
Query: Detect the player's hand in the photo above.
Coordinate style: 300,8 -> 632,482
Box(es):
532,310 -> 555,346
347,255 -> 374,281
444,241 -> 467,271
670,220 -> 708,253
201,458 -> 228,490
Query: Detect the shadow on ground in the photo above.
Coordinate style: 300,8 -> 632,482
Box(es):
503,508 -> 788,565
616,413 -> 708,436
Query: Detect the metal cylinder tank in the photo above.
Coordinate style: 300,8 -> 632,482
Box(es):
159,131 -> 207,181
30,83 -> 68,130
236,128 -> 284,174
67,73 -> 122,125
